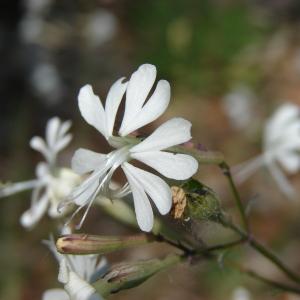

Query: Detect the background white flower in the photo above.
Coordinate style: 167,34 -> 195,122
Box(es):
234,103 -> 300,198
222,85 -> 256,131
0,117 -> 80,228
231,286 -> 252,300
68,64 -> 198,231
43,235 -> 107,300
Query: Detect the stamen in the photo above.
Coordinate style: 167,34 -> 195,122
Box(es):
75,167 -> 117,229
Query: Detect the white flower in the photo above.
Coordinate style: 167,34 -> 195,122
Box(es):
0,117 -> 80,228
234,103 -> 300,198
68,64 -> 198,231
231,286 -> 251,300
222,85 -> 256,130
84,9 -> 117,47
43,236 -> 107,300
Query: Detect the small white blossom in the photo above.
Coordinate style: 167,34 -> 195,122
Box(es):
68,64 -> 198,231
0,117 -> 80,228
84,9 -> 117,47
231,286 -> 251,300
222,85 -> 256,130
43,236 -> 107,300
235,103 -> 300,198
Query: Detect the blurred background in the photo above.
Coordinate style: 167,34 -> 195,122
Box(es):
1,0 -> 300,299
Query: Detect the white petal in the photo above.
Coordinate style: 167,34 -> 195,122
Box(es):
72,148 -> 107,175
46,117 -> 61,148
276,151 -> 300,173
65,271 -> 98,300
0,179 -> 39,198
30,136 -> 50,159
267,162 -> 296,199
130,118 -> 192,152
55,134 -> 73,153
122,164 -> 154,232
265,103 -> 300,143
43,289 -> 69,300
78,85 -> 108,139
122,163 -> 172,215
58,258 -> 69,284
119,64 -> 156,135
71,171 -> 104,206
119,80 -> 170,136
105,77 -> 128,137
58,120 -> 72,138
36,162 -> 50,178
269,103 -> 299,130
131,151 -> 198,180
20,192 -> 49,228
72,179 -> 99,207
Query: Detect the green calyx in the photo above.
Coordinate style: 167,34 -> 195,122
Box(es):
182,179 -> 221,222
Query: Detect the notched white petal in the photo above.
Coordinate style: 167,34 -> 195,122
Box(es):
72,148 -> 107,175
119,64 -> 157,135
130,117 -> 192,152
58,120 -> 72,138
105,77 -> 128,137
122,163 -> 154,232
54,134 -> 73,153
20,192 -> 49,228
120,80 -> 171,136
131,151 -> 198,180
123,163 -> 172,215
30,136 -> 50,159
46,117 -> 61,149
78,84 -> 108,139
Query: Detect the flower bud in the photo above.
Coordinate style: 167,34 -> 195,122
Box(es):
94,254 -> 182,296
56,234 -> 153,255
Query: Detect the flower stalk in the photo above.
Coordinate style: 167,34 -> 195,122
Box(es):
217,213 -> 300,285
219,162 -> 250,233
169,145 -> 225,165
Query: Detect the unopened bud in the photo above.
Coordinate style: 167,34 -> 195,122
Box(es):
56,234 -> 153,255
94,254 -> 182,296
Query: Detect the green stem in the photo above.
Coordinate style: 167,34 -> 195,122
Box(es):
219,162 -> 250,233
205,238 -> 246,252
243,269 -> 300,294
219,214 -> 300,285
